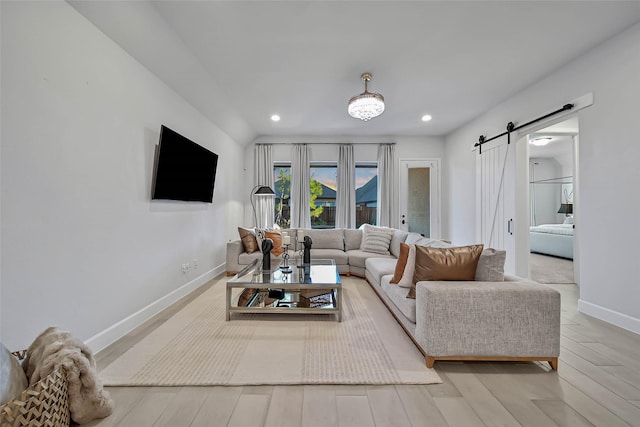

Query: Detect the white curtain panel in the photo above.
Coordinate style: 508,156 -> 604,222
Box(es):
336,144 -> 356,229
377,143 -> 397,227
291,144 -> 311,228
254,144 -> 275,229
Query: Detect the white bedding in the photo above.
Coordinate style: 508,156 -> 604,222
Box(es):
529,223 -> 574,236
530,223 -> 574,259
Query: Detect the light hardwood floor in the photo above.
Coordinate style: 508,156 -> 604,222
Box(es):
87,278 -> 640,427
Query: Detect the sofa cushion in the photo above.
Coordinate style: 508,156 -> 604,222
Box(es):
365,257 -> 399,286
264,231 -> 285,256
1,342 -> 28,406
475,248 -> 506,282
238,251 -> 283,265
344,229 -> 362,251
302,228 -> 344,251
238,251 -> 262,265
390,229 -> 410,258
347,250 -> 394,269
381,275 -> 417,323
238,227 -> 259,253
360,224 -> 394,255
309,249 -> 349,265
408,244 -> 484,298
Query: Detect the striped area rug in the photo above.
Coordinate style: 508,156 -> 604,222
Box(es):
99,276 -> 441,386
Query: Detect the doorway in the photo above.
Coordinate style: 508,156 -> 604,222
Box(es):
399,159 -> 440,238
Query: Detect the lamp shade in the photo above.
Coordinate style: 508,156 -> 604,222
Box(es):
557,203 -> 573,214
253,185 -> 275,196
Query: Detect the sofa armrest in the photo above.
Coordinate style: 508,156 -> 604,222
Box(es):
226,240 -> 245,275
414,280 -> 560,358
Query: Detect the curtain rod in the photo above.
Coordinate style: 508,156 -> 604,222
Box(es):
474,103 -> 574,154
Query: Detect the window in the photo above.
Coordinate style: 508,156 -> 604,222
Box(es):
274,164 -> 291,228
310,164 -> 337,228
273,161 -> 378,229
356,164 -> 377,227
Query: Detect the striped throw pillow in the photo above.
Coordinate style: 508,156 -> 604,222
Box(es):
361,226 -> 394,255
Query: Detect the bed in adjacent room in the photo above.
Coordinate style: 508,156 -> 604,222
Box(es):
530,222 -> 574,259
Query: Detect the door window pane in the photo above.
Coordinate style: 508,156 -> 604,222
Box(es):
408,167 -> 430,236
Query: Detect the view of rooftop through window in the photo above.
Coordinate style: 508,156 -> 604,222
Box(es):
274,163 -> 377,229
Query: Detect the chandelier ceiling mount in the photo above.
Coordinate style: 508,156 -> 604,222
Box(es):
348,73 -> 385,121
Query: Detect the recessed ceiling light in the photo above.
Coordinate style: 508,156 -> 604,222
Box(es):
530,137 -> 552,146
270,114 -> 281,122
421,114 -> 432,122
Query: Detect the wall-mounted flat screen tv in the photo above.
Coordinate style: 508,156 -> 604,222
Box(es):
152,125 -> 218,203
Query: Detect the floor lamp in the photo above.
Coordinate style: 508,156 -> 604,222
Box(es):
250,185 -> 275,239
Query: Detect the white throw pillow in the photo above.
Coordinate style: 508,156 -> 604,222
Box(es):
397,244 -> 416,288
414,237 -> 454,248
404,232 -> 423,245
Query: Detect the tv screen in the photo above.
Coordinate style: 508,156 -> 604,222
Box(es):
152,125 -> 218,203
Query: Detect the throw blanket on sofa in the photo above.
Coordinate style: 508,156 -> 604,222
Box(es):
22,327 -> 113,424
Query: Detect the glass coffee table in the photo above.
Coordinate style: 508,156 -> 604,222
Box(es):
226,259 -> 342,321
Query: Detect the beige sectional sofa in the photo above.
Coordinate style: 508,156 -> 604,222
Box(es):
226,226 -> 402,277
226,226 -> 560,370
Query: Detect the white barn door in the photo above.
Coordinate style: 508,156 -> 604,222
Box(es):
475,137 -> 516,274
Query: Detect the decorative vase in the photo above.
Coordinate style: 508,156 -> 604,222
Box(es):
262,238 -> 274,271
303,235 -> 312,264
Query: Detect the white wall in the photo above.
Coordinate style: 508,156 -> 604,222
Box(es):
245,135 -> 446,231
556,151 -> 574,178
0,2 -> 246,350
445,22 -> 640,333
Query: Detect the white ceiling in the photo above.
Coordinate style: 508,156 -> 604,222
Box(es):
69,1 -> 640,144
529,117 -> 578,159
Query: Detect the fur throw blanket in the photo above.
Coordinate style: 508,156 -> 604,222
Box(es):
22,327 -> 113,424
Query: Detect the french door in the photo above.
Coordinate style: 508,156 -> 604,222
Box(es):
399,159 -> 440,239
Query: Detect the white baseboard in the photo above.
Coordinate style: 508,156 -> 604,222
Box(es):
578,299 -> 640,335
86,263 -> 226,353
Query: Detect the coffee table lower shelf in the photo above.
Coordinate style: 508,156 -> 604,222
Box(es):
226,285 -> 342,321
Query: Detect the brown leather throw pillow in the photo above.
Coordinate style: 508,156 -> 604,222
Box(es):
238,227 -> 258,253
264,231 -> 285,256
407,244 -> 484,299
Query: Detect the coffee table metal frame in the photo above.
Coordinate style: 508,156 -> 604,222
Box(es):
226,259 -> 342,322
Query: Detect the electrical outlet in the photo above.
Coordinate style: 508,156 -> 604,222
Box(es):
181,263 -> 189,275
192,259 -> 198,270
